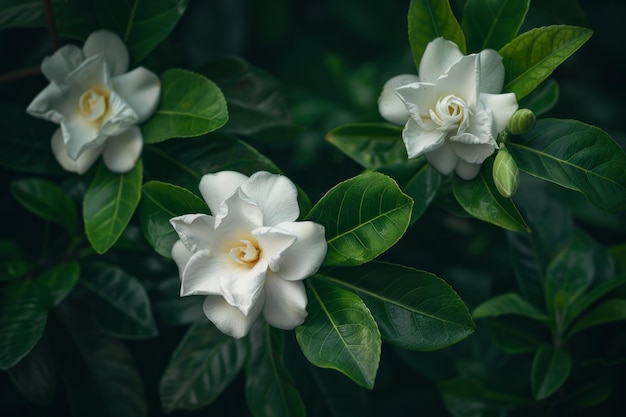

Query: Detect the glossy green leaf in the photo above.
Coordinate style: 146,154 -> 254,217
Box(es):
160,320 -> 247,412
531,345 -> 571,400
143,135 -> 281,192
567,299 -> 626,338
84,160 -> 143,254
81,263 -> 157,339
0,281 -> 47,370
35,262 -> 80,307
452,158 -> 529,232
508,119 -> 626,212
379,158 -> 442,224
325,123 -> 406,169
10,178 -> 77,236
565,273 -> 626,332
518,79 -> 559,117
295,280 -> 381,389
462,0 -> 529,52
92,0 -> 189,64
139,181 -> 208,258
246,323 -> 305,417
408,0 -> 466,70
316,262 -> 474,351
55,301 -> 147,417
142,69 -> 228,143
473,292 -> 549,321
198,56 -> 301,142
0,239 -> 31,282
306,171 -> 413,266
500,25 -> 593,100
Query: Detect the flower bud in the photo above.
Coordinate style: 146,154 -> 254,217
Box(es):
506,109 -> 536,135
493,146 -> 519,198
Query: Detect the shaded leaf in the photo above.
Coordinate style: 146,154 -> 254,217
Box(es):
439,378 -> 529,417
7,337 -> 56,405
531,345 -> 571,400
139,181 -> 208,258
0,281 -> 47,370
246,323 -> 305,417
316,262 -> 474,351
462,0 -> 529,52
452,158 -> 529,232
565,273 -> 626,332
306,171 -> 413,266
81,263 -> 157,339
518,79 -> 559,117
153,278 -> 204,327
296,280 -> 381,389
500,25 -> 593,100
160,320 -> 247,412
84,160 -> 143,254
307,363 -> 369,417
408,0 -> 466,70
10,178 -> 77,236
488,316 -> 549,353
508,118 -> 626,212
567,299 -> 626,338
142,69 -> 228,143
0,239 -> 31,282
473,292 -> 549,321
35,262 -> 80,307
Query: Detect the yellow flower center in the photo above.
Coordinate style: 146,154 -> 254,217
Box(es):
79,86 -> 110,124
228,239 -> 261,266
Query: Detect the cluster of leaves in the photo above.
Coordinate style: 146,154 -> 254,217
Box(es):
1,0 -> 625,416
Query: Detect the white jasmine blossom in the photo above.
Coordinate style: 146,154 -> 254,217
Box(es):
378,37 -> 518,180
27,30 -> 161,174
170,171 -> 328,339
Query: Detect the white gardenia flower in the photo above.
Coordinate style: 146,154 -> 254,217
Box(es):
27,30 -> 161,174
170,171 -> 328,339
378,37 -> 518,180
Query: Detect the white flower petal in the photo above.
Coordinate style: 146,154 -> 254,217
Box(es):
216,191 -> 264,230
268,221 -> 326,281
102,126 -> 143,173
478,49 -> 505,94
464,106 -> 494,143
402,118 -> 446,159
240,171 -> 300,226
61,116 -> 107,160
425,142 -> 459,175
435,54 -> 479,107
419,37 -> 464,83
83,29 -> 129,76
378,74 -> 419,125
98,91 -> 139,136
51,127 -> 102,174
170,213 -> 216,252
455,160 -> 482,180
171,240 -> 193,275
179,249 -> 223,296
219,260 -> 267,316
203,294 -> 263,339
41,45 -> 84,84
26,82 -> 66,123
253,227 -> 297,272
112,67 -> 161,123
449,138 -> 496,164
479,93 -> 519,134
395,82 -> 437,120
263,275 -> 308,330
199,171 -> 249,215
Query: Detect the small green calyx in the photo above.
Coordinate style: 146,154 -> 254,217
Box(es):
506,109 -> 536,135
493,145 -> 520,198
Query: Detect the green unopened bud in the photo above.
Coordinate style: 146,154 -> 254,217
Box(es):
506,109 -> 536,135
493,146 -> 519,198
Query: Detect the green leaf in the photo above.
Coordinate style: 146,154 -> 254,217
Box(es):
325,123 -> 406,169
81,263 -> 157,339
142,69 -> 228,143
518,79 -> 559,117
143,135 -> 281,192
10,178 -> 77,236
508,118 -> 626,212
0,281 -> 47,370
0,239 -> 31,282
565,273 -> 626,332
462,0 -> 529,52
531,345 -> 572,400
246,323 -> 306,417
500,25 -> 593,100
153,278 -> 204,326
473,293 -> 549,321
306,364 -> 369,417
488,316 -> 549,353
84,160 -> 143,254
7,338 -> 56,405
379,158 -> 443,224
567,299 -> 626,338
316,262 -> 474,351
306,171 -> 413,266
160,320 -> 247,412
295,280 -> 381,389
439,378 -> 529,416
452,158 -> 529,232
139,181 -> 208,258
92,0 -> 189,64
35,262 -> 80,307
408,0 -> 466,69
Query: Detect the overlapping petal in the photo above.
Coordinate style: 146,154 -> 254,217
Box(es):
378,74 -> 419,125
478,49 -> 505,94
199,171 -> 249,215
51,128 -> 103,174
102,126 -> 143,173
41,45 -> 84,84
170,213 -> 216,252
203,294 -> 264,339
424,142 -> 459,175
479,93 -> 519,134
82,30 -> 129,76
402,118 -> 446,159
112,68 -> 161,122
269,221 -> 328,281
179,249 -> 222,296
262,275 -> 308,329
218,260 -> 267,315
419,37 -> 464,83
240,171 -> 300,225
